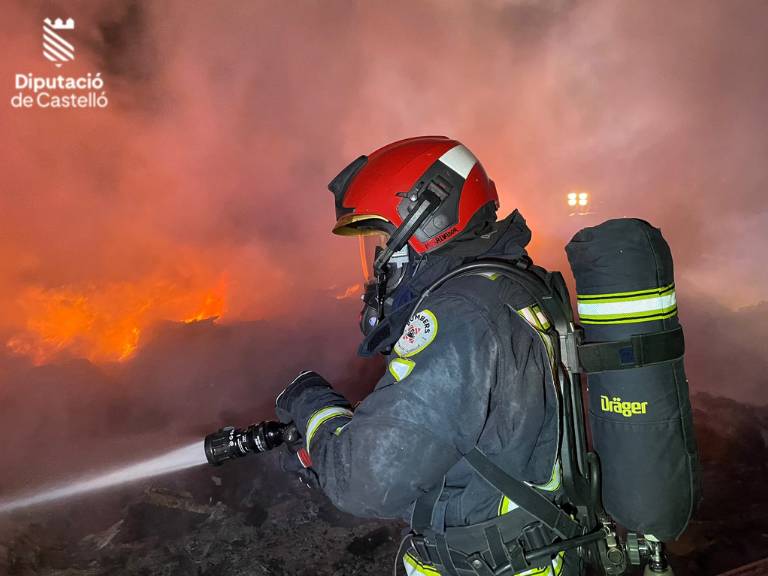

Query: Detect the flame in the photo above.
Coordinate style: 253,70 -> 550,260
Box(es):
335,284 -> 362,300
6,278 -> 227,364
184,290 -> 227,323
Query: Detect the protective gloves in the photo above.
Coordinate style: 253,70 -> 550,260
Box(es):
275,370 -> 352,489
279,444 -> 321,490
275,370 -> 352,428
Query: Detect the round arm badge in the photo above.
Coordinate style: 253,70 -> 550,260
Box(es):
393,309 -> 438,357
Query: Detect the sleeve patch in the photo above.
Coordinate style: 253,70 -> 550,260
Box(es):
388,357 -> 416,382
393,309 -> 438,357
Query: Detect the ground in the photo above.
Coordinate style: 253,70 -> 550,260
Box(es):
0,393 -> 766,576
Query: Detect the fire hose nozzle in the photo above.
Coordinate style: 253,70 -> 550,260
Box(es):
204,421 -> 291,466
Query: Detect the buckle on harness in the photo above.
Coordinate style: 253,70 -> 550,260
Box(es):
520,523 -> 552,552
562,326 -> 584,374
411,533 -> 431,563
464,540 -> 529,576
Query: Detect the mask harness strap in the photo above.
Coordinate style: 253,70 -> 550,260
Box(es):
372,190 -> 440,322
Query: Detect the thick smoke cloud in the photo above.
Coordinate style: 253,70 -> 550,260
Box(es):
0,0 -> 766,499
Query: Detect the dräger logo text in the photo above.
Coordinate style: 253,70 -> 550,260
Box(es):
600,395 -> 648,418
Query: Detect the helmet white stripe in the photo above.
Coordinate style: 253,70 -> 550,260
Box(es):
438,144 -> 477,179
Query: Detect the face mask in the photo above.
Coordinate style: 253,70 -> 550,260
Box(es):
358,241 -> 410,336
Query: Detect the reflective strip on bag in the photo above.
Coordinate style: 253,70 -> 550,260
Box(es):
305,406 -> 353,451
577,284 -> 677,324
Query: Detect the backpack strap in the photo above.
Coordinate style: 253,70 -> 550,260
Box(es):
577,326 -> 685,373
464,448 -> 581,540
407,258 -> 600,515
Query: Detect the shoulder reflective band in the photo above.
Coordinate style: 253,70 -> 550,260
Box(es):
389,357 -> 416,381
577,283 -> 676,324
305,406 -> 353,451
577,326 -> 685,373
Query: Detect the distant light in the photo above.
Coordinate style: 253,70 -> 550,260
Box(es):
567,190 -> 593,215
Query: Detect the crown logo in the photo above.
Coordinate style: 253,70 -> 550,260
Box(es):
44,18 -> 75,30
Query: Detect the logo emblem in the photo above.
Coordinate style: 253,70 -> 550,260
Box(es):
600,395 -> 648,418
394,309 -> 438,358
43,18 -> 76,68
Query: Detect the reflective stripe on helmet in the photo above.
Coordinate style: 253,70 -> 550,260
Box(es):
438,144 -> 477,178
577,284 -> 677,324
328,137 -> 498,255
305,406 -> 353,451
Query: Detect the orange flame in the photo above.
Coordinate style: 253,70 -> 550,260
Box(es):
6,278 -> 227,364
184,290 -> 227,323
335,284 -> 362,300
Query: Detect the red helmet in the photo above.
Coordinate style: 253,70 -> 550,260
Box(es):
329,136 -> 499,255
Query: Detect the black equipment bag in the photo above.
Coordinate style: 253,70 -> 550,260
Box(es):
565,218 -> 700,540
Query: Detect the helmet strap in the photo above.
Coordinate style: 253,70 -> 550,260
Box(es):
373,190 -> 440,274
372,190 -> 441,323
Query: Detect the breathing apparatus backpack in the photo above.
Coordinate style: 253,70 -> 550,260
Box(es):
565,219 -> 701,541
407,218 -> 699,576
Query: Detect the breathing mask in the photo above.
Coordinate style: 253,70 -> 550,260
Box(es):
359,234 -> 410,336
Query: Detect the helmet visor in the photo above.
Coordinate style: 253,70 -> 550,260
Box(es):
359,234 -> 387,284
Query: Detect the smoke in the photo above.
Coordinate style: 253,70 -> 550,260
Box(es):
0,0 -> 766,497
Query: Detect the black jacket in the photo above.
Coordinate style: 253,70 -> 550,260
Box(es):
277,210 -> 562,530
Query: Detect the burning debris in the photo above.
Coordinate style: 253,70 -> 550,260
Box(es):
6,280 -> 227,364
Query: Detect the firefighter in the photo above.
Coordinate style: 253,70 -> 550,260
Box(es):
276,136 -> 580,575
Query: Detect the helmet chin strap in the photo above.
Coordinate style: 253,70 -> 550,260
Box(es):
372,190 -> 441,322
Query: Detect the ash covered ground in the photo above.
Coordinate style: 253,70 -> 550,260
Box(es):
0,392 -> 766,576
0,452 -> 405,576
